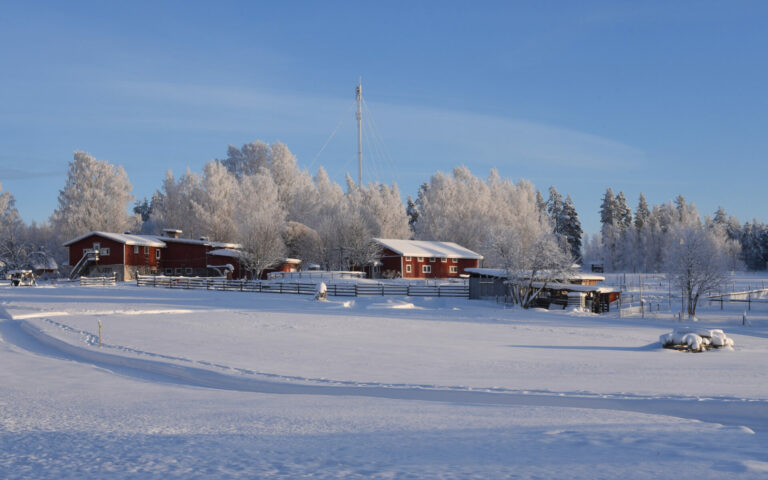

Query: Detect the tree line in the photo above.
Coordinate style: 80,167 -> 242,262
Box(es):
585,188 -> 767,273
1,141 -> 766,290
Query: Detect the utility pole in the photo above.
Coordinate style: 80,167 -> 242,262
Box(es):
356,79 -> 363,186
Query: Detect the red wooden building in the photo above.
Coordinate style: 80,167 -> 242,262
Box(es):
64,229 -> 240,281
373,238 -> 483,279
65,229 -> 306,281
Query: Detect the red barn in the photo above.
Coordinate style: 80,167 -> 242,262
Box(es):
373,238 -> 483,279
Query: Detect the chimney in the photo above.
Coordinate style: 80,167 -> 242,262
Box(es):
163,229 -> 182,239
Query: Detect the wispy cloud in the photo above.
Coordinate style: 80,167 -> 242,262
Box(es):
106,80 -> 646,171
0,166 -> 64,180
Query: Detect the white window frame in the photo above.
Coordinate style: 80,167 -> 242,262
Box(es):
144,246 -> 149,255
101,247 -> 110,256
185,268 -> 193,274
155,249 -> 161,260
134,245 -> 139,254
405,256 -> 412,261
449,266 -> 458,274
93,242 -> 100,250
417,257 -> 424,262
405,264 -> 412,273
430,257 -> 436,262
441,257 -> 447,263
422,265 -> 431,274
452,258 -> 458,263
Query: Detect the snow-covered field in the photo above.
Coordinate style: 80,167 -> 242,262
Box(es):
2,275 -> 768,478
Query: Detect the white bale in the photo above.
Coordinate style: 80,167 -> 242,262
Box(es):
681,333 -> 702,351
659,333 -> 674,347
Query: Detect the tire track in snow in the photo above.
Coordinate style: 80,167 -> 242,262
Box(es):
1,316 -> 767,433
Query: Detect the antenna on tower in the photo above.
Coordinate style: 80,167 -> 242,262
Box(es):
356,78 -> 363,186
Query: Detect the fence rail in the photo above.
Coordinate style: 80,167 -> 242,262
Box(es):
136,275 -> 469,298
81,274 -> 117,286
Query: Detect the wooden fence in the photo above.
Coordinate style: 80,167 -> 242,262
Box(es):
136,275 -> 469,298
81,274 -> 117,286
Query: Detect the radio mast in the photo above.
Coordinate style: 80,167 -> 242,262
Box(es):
356,79 -> 363,186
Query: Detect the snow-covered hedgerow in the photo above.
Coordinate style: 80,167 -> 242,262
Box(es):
660,327 -> 734,352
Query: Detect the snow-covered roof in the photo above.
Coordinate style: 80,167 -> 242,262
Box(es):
208,248 -> 243,259
465,268 -> 508,277
63,231 -> 167,247
147,236 -> 241,249
374,238 -> 483,260
464,268 -> 605,282
530,281 -> 618,293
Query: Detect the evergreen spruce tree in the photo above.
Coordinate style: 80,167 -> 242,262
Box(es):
547,186 -> 564,232
560,195 -> 582,260
635,193 -> 650,231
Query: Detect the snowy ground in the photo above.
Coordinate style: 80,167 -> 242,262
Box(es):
2,274 -> 768,478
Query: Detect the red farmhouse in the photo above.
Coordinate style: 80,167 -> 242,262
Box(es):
64,229 -> 241,281
373,238 -> 483,279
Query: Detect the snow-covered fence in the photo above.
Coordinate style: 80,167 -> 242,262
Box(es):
267,271 -> 366,281
136,275 -> 316,294
80,274 -> 117,286
136,275 -> 469,298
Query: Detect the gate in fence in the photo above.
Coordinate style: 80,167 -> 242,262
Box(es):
136,275 -> 469,298
81,274 -> 117,286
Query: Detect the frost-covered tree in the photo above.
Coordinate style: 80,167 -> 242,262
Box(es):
149,169 -> 201,237
535,190 -> 548,219
414,166 -> 491,254
635,194 -> 650,231
546,186 -> 564,232
191,161 -> 239,242
599,188 -> 619,270
50,151 -> 138,247
235,171 -> 286,278
665,223 -> 730,318
0,183 -> 26,269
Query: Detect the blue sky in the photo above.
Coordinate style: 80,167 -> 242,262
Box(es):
1,0 -> 766,234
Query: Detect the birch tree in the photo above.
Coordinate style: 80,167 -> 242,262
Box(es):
50,151 -> 138,245
235,171 -> 286,278
665,223 -> 729,318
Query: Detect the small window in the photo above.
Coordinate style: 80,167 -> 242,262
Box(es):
185,268 -> 193,274
93,242 -> 100,250
175,268 -> 182,275
101,247 -> 110,256
450,266 -> 458,273
417,257 -> 424,262
441,257 -> 447,263
165,268 -> 173,275
405,256 -> 411,261
422,265 -> 431,274
155,249 -> 161,260
430,257 -> 436,262
134,245 -> 139,254
405,264 -> 412,273
452,258 -> 458,263
144,246 -> 149,255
